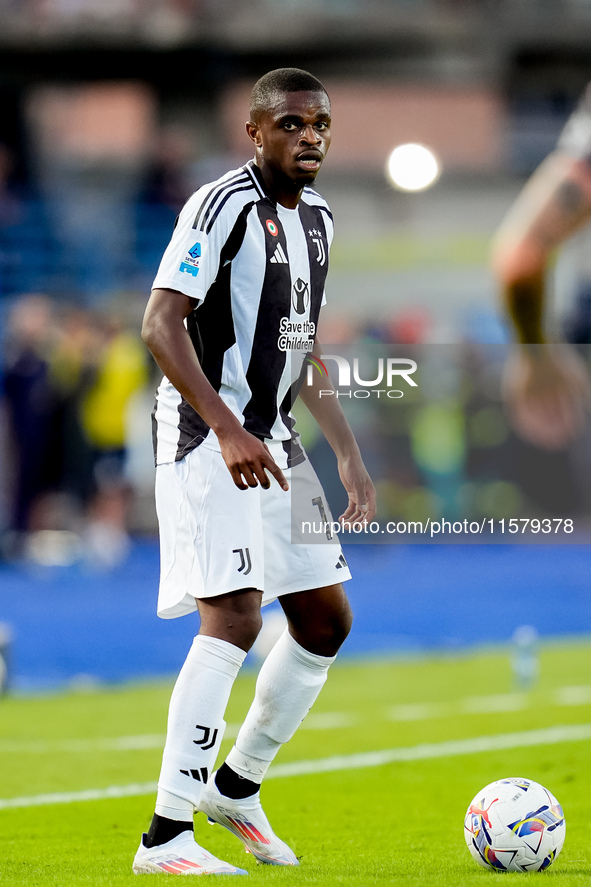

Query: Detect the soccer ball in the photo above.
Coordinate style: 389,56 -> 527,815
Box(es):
464,777 -> 565,872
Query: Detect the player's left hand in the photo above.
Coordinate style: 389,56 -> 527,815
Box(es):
337,453 -> 376,526
502,344 -> 591,450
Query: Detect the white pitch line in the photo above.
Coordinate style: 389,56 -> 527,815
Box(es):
303,712 -> 357,730
0,714 -> 355,755
387,686 -> 591,723
388,703 -> 443,721
462,693 -> 526,714
0,734 -> 166,754
0,722 -> 245,755
3,682 -> 590,753
1,722 -> 589,811
267,723 -> 591,779
556,685 -> 591,706
0,782 -> 159,810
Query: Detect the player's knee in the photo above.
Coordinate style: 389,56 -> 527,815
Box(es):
197,590 -> 263,652
306,603 -> 353,657
222,608 -> 263,652
242,609 -> 264,649
330,604 -> 353,649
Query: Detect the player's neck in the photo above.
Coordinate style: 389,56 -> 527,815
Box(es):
252,160 -> 304,209
275,191 -> 302,210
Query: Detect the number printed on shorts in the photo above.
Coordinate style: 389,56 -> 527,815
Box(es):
312,496 -> 333,540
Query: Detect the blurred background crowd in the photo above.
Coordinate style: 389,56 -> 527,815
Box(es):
3,0 -> 591,568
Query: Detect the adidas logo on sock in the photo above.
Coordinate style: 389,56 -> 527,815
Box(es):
270,244 -> 288,264
180,766 -> 209,782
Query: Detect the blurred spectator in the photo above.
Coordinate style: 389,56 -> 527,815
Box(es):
48,304 -> 98,507
0,142 -> 27,298
1,294 -> 62,555
31,0 -> 137,30
141,124 -> 198,214
0,144 -> 23,228
78,310 -> 148,567
387,307 -> 432,345
1,294 -> 148,565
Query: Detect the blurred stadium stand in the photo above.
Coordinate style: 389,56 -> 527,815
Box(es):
1,541 -> 590,689
0,0 -> 591,305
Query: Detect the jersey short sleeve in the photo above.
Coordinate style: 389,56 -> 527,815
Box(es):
557,83 -> 591,164
152,187 -> 225,304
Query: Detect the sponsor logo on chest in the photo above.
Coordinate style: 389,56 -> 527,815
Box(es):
278,316 -> 316,352
292,277 -> 309,314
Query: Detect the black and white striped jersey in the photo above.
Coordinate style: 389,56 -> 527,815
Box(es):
151,160 -> 333,465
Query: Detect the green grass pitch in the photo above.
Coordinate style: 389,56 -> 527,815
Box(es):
1,639 -> 590,885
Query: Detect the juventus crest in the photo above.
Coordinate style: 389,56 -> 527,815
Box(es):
308,229 -> 326,266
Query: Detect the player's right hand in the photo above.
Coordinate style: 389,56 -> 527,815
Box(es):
502,344 -> 590,450
218,428 -> 289,491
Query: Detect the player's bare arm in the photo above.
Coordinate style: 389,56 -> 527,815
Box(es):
142,287 -> 288,491
492,152 -> 591,342
491,152 -> 591,449
298,341 -> 376,524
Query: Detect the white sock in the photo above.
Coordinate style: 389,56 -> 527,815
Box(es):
225,629 -> 336,784
156,635 -> 246,818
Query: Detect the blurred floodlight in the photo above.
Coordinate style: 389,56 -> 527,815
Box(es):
386,143 -> 441,192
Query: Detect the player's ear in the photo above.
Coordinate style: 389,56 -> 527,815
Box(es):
246,120 -> 262,147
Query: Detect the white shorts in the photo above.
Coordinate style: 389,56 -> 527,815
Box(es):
155,437 -> 351,618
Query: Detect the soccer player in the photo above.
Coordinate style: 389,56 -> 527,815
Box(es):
491,84 -> 591,450
133,68 -> 376,875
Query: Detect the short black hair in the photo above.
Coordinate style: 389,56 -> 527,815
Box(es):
250,68 -> 329,121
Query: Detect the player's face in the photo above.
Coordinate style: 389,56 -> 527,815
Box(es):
247,90 -> 331,205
